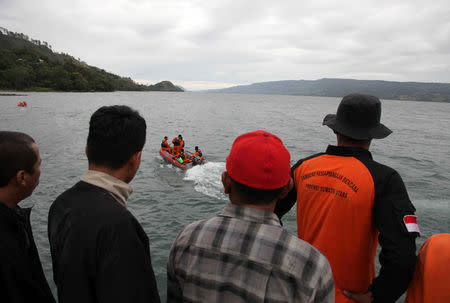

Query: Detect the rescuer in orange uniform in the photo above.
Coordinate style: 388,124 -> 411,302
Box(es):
275,94 -> 419,303
191,146 -> 203,161
172,135 -> 182,155
174,149 -> 191,163
405,233 -> 450,303
161,136 -> 171,152
179,135 -> 185,150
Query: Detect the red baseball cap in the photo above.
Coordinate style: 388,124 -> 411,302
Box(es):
226,130 -> 291,190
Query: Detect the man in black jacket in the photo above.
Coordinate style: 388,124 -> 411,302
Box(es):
275,94 -> 419,303
0,131 -> 56,303
48,105 -> 160,303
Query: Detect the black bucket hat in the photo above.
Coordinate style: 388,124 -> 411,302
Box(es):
322,93 -> 392,140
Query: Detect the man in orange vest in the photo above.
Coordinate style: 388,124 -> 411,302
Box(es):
275,94 -> 419,303
178,135 -> 185,150
190,146 -> 203,161
172,135 -> 182,155
174,149 -> 191,163
161,136 -> 171,152
405,233 -> 450,303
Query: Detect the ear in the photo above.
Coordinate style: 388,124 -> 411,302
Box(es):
134,151 -> 142,162
222,171 -> 232,194
278,178 -> 294,200
130,151 -> 142,169
15,170 -> 27,186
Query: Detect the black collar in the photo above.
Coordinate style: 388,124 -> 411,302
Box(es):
326,145 -> 373,161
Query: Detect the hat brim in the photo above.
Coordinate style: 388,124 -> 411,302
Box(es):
323,114 -> 392,140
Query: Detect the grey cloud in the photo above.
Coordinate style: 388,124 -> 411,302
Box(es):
0,0 -> 449,88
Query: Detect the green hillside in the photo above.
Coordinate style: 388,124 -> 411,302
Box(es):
0,31 -> 183,92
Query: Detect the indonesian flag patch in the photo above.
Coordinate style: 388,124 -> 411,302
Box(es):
403,215 -> 420,233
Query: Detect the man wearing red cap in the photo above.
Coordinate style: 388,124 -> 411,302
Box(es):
275,94 -> 419,303
167,130 -> 334,303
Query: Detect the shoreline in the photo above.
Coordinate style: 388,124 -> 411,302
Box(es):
0,93 -> 28,96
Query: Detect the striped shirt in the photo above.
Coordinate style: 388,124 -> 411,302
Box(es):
167,204 -> 334,303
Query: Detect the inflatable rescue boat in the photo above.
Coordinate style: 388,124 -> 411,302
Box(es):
159,148 -> 204,170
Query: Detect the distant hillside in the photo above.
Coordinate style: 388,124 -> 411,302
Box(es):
147,81 -> 184,92
0,29 -> 183,92
210,78 -> 450,102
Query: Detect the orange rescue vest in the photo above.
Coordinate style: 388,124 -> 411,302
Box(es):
162,139 -> 170,148
405,233 -> 450,303
294,154 -> 378,303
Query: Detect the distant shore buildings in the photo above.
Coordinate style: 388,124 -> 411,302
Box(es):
0,26 -> 52,50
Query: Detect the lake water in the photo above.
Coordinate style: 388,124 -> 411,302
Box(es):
1,92 -> 449,302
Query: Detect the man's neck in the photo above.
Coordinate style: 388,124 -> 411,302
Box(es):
88,164 -> 130,183
337,139 -> 371,150
0,188 -> 18,208
230,200 -> 276,212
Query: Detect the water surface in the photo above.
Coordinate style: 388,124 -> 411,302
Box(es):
1,92 -> 449,301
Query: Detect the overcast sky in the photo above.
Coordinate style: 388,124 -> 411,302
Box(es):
1,0 -> 449,90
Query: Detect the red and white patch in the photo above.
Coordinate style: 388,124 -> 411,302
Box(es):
403,215 -> 420,233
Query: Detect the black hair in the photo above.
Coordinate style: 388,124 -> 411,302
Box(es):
0,131 -> 36,187
87,105 -> 146,169
230,177 -> 285,205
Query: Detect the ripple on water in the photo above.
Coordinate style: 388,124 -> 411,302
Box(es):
4,92 -> 448,303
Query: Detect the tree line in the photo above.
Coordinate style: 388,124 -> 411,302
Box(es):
0,47 -> 182,92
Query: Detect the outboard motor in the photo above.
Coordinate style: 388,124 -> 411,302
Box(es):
192,155 -> 201,165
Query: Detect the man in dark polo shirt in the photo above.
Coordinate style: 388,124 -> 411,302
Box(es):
48,105 -> 160,303
0,131 -> 55,303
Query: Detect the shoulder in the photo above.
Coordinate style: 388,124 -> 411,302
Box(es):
365,160 -> 410,199
173,217 -> 213,245
53,181 -> 123,209
50,181 -> 135,228
292,152 -> 326,171
360,157 -> 396,176
52,181 -> 108,205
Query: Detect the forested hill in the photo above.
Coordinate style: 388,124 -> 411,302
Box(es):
210,78 -> 450,102
0,30 -> 183,92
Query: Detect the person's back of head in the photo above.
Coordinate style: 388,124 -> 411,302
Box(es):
0,131 -> 41,206
224,130 -> 292,207
322,93 -> 392,149
87,105 -> 146,170
0,131 -> 37,187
